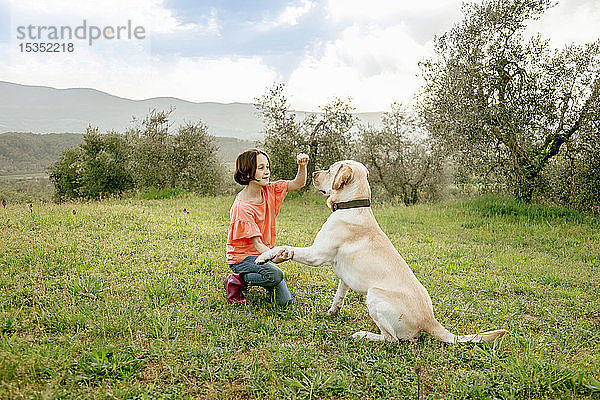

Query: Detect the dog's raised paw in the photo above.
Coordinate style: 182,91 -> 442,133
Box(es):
256,252 -> 272,264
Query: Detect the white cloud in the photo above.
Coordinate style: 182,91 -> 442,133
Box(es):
299,0 -> 600,111
525,0 -> 600,48
255,0 -> 315,31
326,0 -> 461,24
2,0 -> 255,103
7,0 -> 213,35
148,56 -> 278,103
280,0 -> 463,111
278,0 -> 314,25
287,23 -> 429,111
1,40 -> 278,103
203,9 -> 220,36
4,0 -> 599,113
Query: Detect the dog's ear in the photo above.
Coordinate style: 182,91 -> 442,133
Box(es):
332,164 -> 353,190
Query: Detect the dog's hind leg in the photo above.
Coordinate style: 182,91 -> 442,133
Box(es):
352,330 -> 393,341
328,279 -> 350,315
352,288 -> 409,342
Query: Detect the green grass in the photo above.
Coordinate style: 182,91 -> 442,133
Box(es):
0,195 -> 599,399
139,188 -> 191,200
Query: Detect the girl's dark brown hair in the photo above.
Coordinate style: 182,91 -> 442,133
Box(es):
234,148 -> 272,185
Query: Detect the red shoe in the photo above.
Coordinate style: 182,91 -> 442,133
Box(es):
224,273 -> 247,304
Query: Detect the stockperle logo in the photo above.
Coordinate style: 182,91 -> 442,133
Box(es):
16,20 -> 146,51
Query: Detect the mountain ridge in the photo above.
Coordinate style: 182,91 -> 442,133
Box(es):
0,81 -> 383,140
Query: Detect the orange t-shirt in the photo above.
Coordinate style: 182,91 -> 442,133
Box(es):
226,180 -> 289,265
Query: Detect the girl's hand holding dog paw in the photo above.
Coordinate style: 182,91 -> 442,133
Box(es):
272,247 -> 294,263
255,250 -> 274,264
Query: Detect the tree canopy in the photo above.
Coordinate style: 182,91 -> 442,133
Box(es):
419,0 -> 600,203
255,84 -> 355,184
49,110 -> 225,200
358,102 -> 444,205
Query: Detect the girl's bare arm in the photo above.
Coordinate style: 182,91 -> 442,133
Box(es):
287,153 -> 309,191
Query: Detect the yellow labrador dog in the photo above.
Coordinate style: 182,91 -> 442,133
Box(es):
257,160 -> 508,344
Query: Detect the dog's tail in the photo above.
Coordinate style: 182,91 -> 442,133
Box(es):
427,319 -> 508,344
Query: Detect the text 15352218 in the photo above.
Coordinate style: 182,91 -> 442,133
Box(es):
19,42 -> 74,52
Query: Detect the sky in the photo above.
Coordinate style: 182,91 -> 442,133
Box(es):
0,0 -> 599,112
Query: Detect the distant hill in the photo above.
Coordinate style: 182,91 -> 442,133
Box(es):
0,132 -> 254,176
0,132 -> 83,175
0,81 -> 385,175
214,136 -> 258,167
0,81 -> 384,141
0,81 -> 266,140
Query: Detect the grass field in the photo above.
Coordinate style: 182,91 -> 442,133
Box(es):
0,194 -> 599,399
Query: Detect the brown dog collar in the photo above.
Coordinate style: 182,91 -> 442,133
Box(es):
331,199 -> 371,212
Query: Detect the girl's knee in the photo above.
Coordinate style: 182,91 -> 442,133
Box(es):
265,264 -> 284,286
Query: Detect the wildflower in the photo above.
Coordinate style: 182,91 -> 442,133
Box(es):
183,208 -> 190,214
2,200 -> 5,209
73,210 -> 77,216
29,204 -> 33,213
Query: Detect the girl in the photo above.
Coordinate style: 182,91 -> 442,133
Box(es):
225,148 -> 309,307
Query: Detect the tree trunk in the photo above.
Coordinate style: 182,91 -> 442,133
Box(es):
371,157 -> 397,197
513,172 -> 535,203
305,120 -> 324,189
409,184 -> 419,205
512,78 -> 600,203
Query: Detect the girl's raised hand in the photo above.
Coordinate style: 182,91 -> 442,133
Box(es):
296,153 -> 309,166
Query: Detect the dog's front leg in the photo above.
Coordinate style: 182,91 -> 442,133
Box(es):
257,217 -> 340,266
327,279 -> 349,315
256,245 -> 334,266
287,245 -> 334,266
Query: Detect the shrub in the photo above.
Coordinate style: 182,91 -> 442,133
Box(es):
50,110 -> 226,201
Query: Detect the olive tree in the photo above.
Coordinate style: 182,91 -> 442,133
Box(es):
255,84 -> 356,184
49,146 -> 83,201
358,102 -> 444,204
127,109 -> 175,189
50,109 -> 225,200
49,126 -> 133,200
172,121 -> 224,195
79,126 -> 134,198
419,0 -> 600,203
254,84 -> 303,181
541,129 -> 600,213
127,108 -> 225,194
